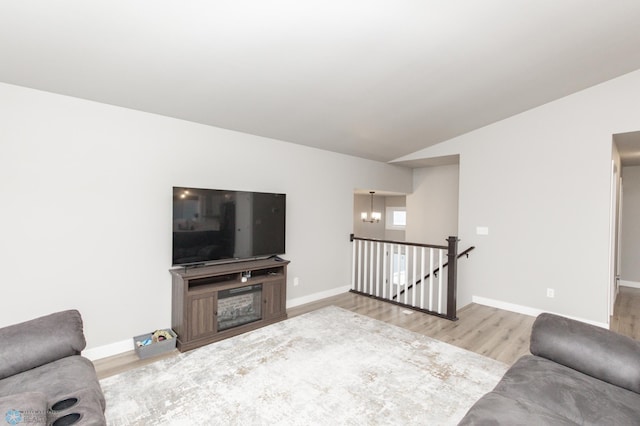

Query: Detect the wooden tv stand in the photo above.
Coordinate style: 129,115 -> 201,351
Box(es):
170,258 -> 289,352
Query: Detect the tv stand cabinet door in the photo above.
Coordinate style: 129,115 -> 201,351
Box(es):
187,293 -> 217,342
263,280 -> 286,321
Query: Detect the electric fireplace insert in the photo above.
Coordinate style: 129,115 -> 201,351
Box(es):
217,284 -> 263,331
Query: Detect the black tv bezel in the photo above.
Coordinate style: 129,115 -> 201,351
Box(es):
172,187 -> 286,267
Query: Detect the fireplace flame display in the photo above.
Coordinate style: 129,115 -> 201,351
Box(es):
217,285 -> 262,331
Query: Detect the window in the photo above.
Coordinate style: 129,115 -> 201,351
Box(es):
386,207 -> 406,230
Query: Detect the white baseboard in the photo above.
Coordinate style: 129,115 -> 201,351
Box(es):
287,285 -> 351,309
620,280 -> 640,289
472,296 -> 609,329
83,338 -> 133,361
85,285 -> 352,362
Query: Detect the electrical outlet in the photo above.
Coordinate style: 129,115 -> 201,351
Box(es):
546,288 -> 555,298
476,226 -> 489,235
293,277 -> 300,287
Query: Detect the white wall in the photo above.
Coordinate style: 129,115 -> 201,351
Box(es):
0,83 -> 412,352
621,166 -> 640,283
406,164 -> 459,245
396,69 -> 640,325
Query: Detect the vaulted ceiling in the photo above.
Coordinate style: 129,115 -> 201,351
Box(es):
2,1 -> 640,162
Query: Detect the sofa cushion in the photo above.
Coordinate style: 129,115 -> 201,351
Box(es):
458,391 -> 578,425
0,310 -> 86,380
530,313 -> 640,394
0,355 -> 105,412
490,355 -> 640,425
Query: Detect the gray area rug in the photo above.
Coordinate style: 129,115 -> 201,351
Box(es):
101,306 -> 506,425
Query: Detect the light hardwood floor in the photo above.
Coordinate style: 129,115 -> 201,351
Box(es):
610,285 -> 640,340
287,292 -> 535,365
95,288 -> 640,380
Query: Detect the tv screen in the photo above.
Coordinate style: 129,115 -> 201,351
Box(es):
172,187 -> 286,266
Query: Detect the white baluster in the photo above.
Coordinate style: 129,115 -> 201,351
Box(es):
404,246 -> 409,305
389,244 -> 395,299
357,240 -> 363,292
370,241 -> 374,296
375,242 -> 381,297
438,249 -> 443,314
351,238 -> 356,291
382,243 -> 387,299
420,247 -> 425,310
429,248 -> 434,311
363,241 -> 369,294
412,245 -> 417,307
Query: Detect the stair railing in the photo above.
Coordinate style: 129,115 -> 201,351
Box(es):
350,234 -> 467,321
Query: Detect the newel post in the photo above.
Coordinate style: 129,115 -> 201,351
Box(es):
446,236 -> 460,321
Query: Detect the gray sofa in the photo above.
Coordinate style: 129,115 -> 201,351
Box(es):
0,310 -> 106,425
459,313 -> 640,425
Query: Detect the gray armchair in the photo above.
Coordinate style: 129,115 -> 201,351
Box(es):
0,310 -> 106,425
459,313 -> 640,425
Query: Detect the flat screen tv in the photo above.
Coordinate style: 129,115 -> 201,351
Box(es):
172,187 -> 286,266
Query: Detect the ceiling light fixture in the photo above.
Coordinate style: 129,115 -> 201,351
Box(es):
361,191 -> 381,223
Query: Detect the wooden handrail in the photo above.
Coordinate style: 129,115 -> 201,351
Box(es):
350,234 -> 448,250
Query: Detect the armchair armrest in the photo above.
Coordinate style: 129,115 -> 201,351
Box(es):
530,313 -> 640,394
0,310 -> 86,380
0,392 -> 47,426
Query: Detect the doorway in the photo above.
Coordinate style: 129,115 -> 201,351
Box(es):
611,131 -> 640,321
353,191 -> 407,241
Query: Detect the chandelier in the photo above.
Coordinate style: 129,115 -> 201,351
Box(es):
361,191 -> 381,223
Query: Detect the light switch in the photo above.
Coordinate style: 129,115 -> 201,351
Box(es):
476,226 -> 489,235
